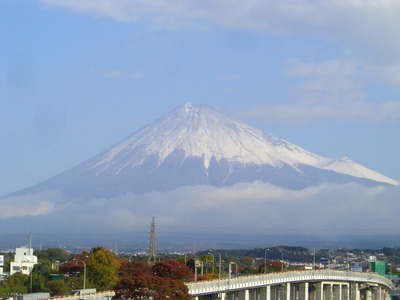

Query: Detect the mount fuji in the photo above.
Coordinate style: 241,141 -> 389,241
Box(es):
7,102 -> 399,200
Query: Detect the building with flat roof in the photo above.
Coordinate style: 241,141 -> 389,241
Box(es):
10,235 -> 38,276
370,261 -> 386,276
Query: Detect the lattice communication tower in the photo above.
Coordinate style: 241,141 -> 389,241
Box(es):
148,217 -> 157,263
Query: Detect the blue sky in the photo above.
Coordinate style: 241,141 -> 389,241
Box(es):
1,0 -> 400,197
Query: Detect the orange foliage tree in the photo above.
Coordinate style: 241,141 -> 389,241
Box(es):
114,260 -> 193,300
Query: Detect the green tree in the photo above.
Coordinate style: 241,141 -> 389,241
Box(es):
45,280 -> 70,296
0,272 -> 29,296
36,248 -> 71,262
86,247 -> 120,291
60,260 -> 91,291
65,276 -> 86,292
31,260 -> 53,292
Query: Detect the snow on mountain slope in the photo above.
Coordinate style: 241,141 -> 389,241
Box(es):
91,102 -> 329,174
322,157 -> 399,186
89,102 -> 398,187
4,102 -> 398,200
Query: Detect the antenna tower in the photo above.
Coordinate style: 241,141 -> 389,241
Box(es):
27,233 -> 32,248
148,217 -> 157,263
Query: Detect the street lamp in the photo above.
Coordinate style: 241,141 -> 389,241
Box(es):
74,259 -> 86,293
229,262 -> 238,281
216,251 -> 222,281
210,250 -> 222,283
208,252 -> 215,274
194,259 -> 201,282
264,248 -> 269,274
210,250 -> 222,282
184,251 -> 192,266
278,250 -> 284,272
313,248 -> 316,271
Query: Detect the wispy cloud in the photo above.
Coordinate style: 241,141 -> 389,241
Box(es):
41,0 -> 400,52
42,0 -> 400,125
244,58 -> 400,124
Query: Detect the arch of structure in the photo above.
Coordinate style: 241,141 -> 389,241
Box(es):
187,269 -> 394,300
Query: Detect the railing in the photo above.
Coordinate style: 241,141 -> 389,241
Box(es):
50,291 -> 115,300
187,270 -> 394,296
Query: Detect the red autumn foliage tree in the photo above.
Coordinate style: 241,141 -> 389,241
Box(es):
114,261 -> 154,299
152,259 -> 193,281
114,260 -> 192,300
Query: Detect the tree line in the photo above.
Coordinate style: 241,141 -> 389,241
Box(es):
2,245 -> 398,299
0,246 -> 293,299
0,247 -> 193,300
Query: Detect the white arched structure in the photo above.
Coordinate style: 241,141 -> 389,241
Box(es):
187,270 -> 394,300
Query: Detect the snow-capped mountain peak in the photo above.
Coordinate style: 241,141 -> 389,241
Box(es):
7,102 -> 398,199
91,102 -> 328,173
87,102 -> 398,188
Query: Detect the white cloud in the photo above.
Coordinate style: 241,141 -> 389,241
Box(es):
41,0 -> 400,52
0,191 -> 60,218
1,183 -> 399,244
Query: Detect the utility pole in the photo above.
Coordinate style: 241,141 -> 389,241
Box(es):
148,217 -> 157,263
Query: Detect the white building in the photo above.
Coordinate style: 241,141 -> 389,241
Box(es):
10,239 -> 38,276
